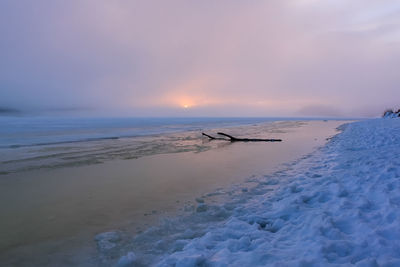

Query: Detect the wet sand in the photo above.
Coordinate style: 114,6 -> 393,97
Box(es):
0,120 -> 347,266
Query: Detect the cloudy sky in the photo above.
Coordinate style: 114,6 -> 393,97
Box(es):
1,0 -> 400,117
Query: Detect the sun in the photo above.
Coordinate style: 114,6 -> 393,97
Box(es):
172,95 -> 196,109
180,99 -> 195,109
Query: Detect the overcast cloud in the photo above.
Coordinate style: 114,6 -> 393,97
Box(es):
1,0 -> 400,117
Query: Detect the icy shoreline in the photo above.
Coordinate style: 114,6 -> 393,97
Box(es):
98,119 -> 400,266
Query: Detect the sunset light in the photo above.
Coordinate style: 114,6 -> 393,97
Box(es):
177,97 -> 196,109
2,1 -> 400,265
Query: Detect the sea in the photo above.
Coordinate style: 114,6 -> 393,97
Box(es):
0,116 -> 334,175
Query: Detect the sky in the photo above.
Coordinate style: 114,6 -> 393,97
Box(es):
1,0 -> 400,117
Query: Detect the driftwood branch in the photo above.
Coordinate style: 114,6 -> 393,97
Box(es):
202,132 -> 282,142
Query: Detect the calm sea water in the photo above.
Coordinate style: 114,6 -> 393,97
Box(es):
0,116 -> 334,175
0,117 -> 286,148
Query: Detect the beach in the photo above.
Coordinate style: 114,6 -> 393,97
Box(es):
119,118 -> 400,266
2,1 -> 399,266
0,118 -> 344,266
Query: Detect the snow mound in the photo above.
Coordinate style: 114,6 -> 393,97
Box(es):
99,119 -> 400,266
383,109 -> 400,118
116,252 -> 137,267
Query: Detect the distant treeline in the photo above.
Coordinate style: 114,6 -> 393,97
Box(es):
0,107 -> 20,115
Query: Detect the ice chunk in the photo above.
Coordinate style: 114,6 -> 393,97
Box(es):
116,252 -> 137,267
95,231 -> 122,253
196,204 -> 208,213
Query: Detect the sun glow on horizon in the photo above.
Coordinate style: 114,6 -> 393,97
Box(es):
177,96 -> 196,109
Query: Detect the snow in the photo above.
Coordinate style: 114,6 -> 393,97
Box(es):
97,119 -> 400,266
95,231 -> 123,253
116,252 -> 137,267
383,110 -> 400,118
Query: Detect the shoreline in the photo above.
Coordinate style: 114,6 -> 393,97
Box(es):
103,121 -> 350,266
119,118 -> 400,266
0,120 -> 347,266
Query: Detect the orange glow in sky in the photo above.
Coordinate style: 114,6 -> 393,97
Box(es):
177,96 -> 196,109
157,78 -> 217,109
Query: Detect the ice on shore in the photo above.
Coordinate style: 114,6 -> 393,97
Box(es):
116,252 -> 137,267
97,119 -> 400,266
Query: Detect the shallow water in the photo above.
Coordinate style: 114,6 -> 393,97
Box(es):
0,117 -> 341,175
0,120 -> 346,266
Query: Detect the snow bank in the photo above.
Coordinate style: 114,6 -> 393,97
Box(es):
99,119 -> 400,266
383,109 -> 400,118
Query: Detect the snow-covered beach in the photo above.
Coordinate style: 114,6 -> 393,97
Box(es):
102,118 -> 400,266
3,0 -> 400,266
